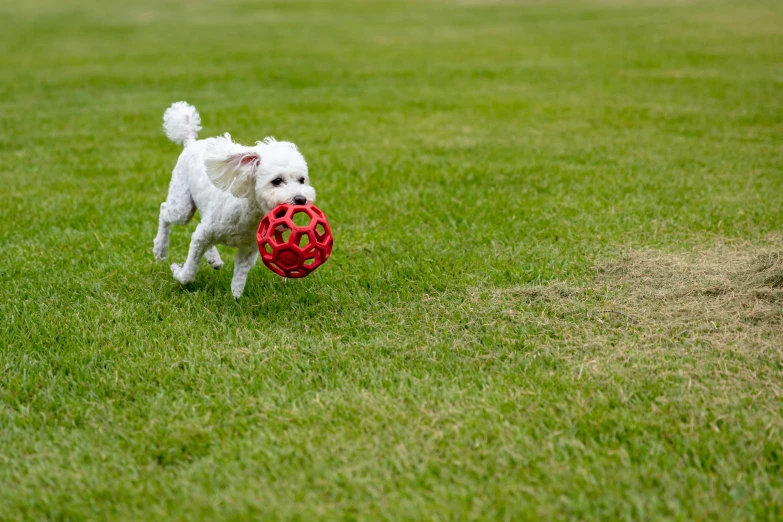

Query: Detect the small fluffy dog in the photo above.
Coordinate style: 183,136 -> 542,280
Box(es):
153,102 -> 316,297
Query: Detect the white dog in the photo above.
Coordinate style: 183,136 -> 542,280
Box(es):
153,102 -> 316,297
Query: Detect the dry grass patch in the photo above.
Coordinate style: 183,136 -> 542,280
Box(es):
473,245 -> 783,357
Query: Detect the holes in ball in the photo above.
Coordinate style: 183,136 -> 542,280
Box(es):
304,257 -> 316,266
264,243 -> 273,254
292,211 -> 312,228
274,208 -> 287,219
314,223 -> 330,245
298,233 -> 311,248
273,228 -> 291,245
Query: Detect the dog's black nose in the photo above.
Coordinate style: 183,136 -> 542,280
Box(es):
293,196 -> 307,205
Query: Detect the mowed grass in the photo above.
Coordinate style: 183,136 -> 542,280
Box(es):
1,0 -> 783,519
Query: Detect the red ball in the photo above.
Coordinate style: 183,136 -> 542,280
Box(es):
256,203 -> 333,278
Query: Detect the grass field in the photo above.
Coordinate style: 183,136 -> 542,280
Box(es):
2,0 -> 783,519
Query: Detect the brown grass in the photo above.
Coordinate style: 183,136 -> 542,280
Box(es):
473,244 -> 783,357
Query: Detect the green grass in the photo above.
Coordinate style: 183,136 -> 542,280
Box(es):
2,0 -> 783,519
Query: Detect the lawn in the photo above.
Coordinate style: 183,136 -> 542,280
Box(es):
1,0 -> 783,519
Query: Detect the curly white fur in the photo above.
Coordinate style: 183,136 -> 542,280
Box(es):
204,134 -> 259,198
163,101 -> 201,146
153,102 -> 316,297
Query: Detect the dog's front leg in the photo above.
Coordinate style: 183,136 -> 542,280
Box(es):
231,245 -> 259,298
171,223 -> 212,285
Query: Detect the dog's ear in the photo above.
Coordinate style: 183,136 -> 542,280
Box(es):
205,136 -> 261,199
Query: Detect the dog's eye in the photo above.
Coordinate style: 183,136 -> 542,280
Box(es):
298,177 -> 305,184
271,178 -> 284,187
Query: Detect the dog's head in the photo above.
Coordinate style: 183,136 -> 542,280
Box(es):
205,134 -> 316,213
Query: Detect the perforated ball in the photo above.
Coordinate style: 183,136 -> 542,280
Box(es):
256,203 -> 333,278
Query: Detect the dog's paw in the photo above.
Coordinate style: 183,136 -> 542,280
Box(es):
170,263 -> 187,284
153,240 -> 168,261
205,248 -> 224,270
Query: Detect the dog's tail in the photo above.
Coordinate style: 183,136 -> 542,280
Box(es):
163,101 -> 201,147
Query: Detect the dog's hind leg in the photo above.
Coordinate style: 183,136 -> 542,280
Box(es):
204,246 -> 224,270
171,223 -> 211,284
153,202 -> 174,260
153,178 -> 196,261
